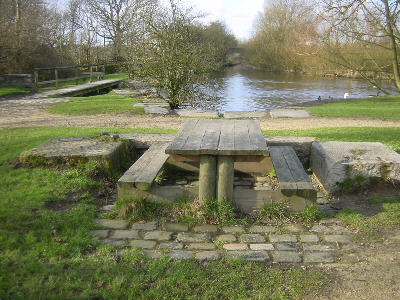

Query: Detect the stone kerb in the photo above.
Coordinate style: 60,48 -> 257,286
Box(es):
310,141 -> 400,192
92,217 -> 356,264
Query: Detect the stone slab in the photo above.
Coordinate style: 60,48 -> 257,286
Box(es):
216,234 -> 237,242
272,251 -> 301,263
223,111 -> 268,119
222,226 -> 245,233
195,251 -> 221,261
303,244 -> 335,251
300,234 -> 320,243
109,230 -> 140,239
173,109 -> 219,118
269,234 -> 298,243
276,244 -> 299,251
176,233 -> 210,243
167,250 -> 193,260
132,221 -> 158,231
101,239 -> 127,246
143,250 -> 163,259
223,243 -> 248,251
187,243 -> 217,250
249,244 -> 274,251
240,234 -> 266,243
94,219 -> 129,230
144,105 -> 170,115
129,240 -> 157,249
91,230 -> 109,239
118,133 -> 175,149
324,235 -> 352,244
143,231 -> 172,241
19,137 -> 130,176
159,242 -> 183,250
270,109 -> 311,119
226,251 -> 269,262
310,141 -> 400,192
282,224 -> 307,233
303,252 -> 335,263
248,225 -> 277,233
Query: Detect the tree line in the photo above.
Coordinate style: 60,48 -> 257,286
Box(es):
243,0 -> 400,94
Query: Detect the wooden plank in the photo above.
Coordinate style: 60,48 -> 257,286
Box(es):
218,120 -> 235,155
181,120 -> 208,154
169,154 -> 199,162
247,121 -> 269,154
118,143 -> 169,190
200,120 -> 221,154
165,120 -> 198,154
269,146 -> 294,183
281,147 -> 311,183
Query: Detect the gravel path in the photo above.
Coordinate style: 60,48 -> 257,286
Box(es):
1,95 -> 400,130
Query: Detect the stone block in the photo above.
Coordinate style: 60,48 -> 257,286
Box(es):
324,235 -> 352,244
143,231 -> 172,241
193,224 -> 218,233
216,234 -> 237,242
101,239 -> 127,246
176,233 -> 210,243
222,226 -> 245,233
302,244 -> 335,251
240,234 -> 266,243
110,230 -> 140,239
310,141 -> 400,192
187,243 -> 216,250
249,244 -> 274,251
276,244 -> 299,251
130,240 -> 157,249
303,252 -> 335,263
143,250 -> 163,259
19,137 -> 132,176
282,224 -> 307,233
310,225 -> 336,234
167,250 -> 193,260
248,225 -> 277,233
159,242 -> 183,250
132,221 -> 158,231
195,251 -> 221,261
269,234 -> 297,243
163,223 -> 189,232
94,219 -> 129,229
300,234 -> 320,243
272,251 -> 301,263
226,251 -> 270,262
144,105 -> 170,115
223,243 -> 248,251
270,109 -> 311,119
91,230 -> 109,239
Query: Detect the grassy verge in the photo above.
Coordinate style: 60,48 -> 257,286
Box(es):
0,126 -> 326,299
263,127 -> 400,152
0,86 -> 30,97
38,73 -> 129,92
305,96 -> 400,120
47,92 -> 145,115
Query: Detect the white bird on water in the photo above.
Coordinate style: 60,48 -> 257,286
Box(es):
344,92 -> 350,99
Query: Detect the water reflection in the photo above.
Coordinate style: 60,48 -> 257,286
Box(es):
192,66 -> 394,112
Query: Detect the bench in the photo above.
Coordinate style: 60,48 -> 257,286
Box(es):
269,146 -> 316,199
118,142 -> 169,191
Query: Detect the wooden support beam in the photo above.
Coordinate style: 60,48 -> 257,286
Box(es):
199,155 -> 216,203
217,155 -> 234,202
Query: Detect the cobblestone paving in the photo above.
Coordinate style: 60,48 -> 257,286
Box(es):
92,213 -> 357,263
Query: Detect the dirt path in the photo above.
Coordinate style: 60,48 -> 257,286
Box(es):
1,97 -> 400,130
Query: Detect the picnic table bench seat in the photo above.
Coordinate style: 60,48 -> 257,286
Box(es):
269,146 -> 316,199
118,142 -> 169,191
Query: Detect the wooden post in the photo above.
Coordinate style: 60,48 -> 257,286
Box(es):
217,156 -> 234,202
34,70 -> 39,90
54,68 -> 58,88
199,155 -> 216,203
89,65 -> 93,83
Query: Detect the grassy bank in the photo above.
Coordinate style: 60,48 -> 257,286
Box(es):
306,96 -> 400,120
47,92 -> 145,115
263,127 -> 400,152
0,86 -> 30,97
0,126 -> 326,299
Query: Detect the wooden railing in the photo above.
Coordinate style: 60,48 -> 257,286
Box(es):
33,64 -> 110,89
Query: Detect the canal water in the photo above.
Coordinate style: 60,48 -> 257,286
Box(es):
195,66 -> 394,112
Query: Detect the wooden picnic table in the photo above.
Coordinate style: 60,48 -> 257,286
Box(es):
165,119 -> 269,202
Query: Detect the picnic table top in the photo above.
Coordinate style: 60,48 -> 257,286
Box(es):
165,119 -> 269,156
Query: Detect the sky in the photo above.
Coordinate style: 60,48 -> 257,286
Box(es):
185,0 -> 265,40
57,0 -> 265,40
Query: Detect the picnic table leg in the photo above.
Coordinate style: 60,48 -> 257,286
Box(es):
199,155 -> 216,203
217,156 -> 234,202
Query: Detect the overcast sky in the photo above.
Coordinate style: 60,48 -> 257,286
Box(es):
185,0 -> 265,40
57,0 -> 265,40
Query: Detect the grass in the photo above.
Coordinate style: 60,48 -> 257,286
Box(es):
263,127 -> 400,153
0,86 -> 30,97
47,92 -> 145,115
0,126 -> 326,299
306,95 -> 400,120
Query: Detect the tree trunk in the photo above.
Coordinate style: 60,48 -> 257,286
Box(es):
383,0 -> 400,91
